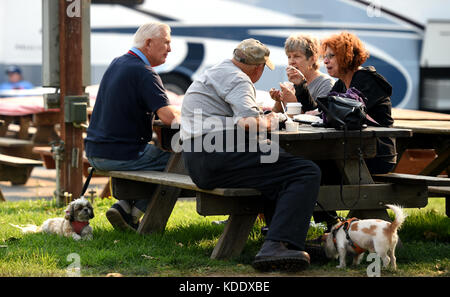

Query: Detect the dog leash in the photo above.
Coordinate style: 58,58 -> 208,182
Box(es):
81,167 -> 95,197
315,201 -> 346,222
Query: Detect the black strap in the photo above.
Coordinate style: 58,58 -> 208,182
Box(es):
81,167 -> 95,197
315,201 -> 346,222
343,220 -> 360,250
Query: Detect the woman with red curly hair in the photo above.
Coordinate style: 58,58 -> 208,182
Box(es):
305,32 -> 397,234
299,31 -> 396,174
321,31 -> 396,174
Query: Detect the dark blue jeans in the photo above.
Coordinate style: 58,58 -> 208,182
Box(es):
88,144 -> 170,211
182,135 -> 321,250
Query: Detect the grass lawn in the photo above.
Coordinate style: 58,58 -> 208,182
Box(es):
0,197 -> 448,277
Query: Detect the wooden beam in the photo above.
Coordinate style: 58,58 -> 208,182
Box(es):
58,0 -> 85,204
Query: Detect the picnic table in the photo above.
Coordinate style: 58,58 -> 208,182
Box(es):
0,96 -> 61,146
392,108 -> 450,176
96,123 -> 434,259
391,108 -> 450,215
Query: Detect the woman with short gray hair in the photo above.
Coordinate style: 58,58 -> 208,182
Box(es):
270,34 -> 334,114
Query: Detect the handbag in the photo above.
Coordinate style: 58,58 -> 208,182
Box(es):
316,95 -> 368,130
316,87 -> 380,131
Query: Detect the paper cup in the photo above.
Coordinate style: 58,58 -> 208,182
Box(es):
285,121 -> 299,132
286,102 -> 302,116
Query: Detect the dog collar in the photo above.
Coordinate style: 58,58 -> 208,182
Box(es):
71,221 -> 89,235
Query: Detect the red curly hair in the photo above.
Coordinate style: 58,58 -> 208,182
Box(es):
321,32 -> 370,74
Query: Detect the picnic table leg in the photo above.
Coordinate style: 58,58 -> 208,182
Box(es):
99,179 -> 111,198
137,153 -> 186,235
18,116 -> 31,140
210,213 -> 258,260
335,159 -> 391,221
31,112 -> 61,146
0,117 -> 12,137
446,195 -> 450,217
419,146 -> 450,176
0,188 -> 5,202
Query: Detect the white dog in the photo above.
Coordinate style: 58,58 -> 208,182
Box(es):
10,197 -> 94,241
324,204 -> 406,270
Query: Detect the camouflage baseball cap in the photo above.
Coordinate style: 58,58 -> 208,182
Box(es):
233,38 -> 275,70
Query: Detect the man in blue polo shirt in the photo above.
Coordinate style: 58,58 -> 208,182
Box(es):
85,22 -> 180,231
0,65 -> 34,90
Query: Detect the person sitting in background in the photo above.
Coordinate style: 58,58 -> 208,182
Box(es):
0,65 -> 34,90
270,34 -> 334,114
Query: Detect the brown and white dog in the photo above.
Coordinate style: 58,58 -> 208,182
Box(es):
10,197 -> 94,241
324,204 -> 406,270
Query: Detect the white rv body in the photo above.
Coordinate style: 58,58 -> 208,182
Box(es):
0,0 -> 449,111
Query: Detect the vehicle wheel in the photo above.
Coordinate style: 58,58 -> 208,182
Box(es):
160,73 -> 192,95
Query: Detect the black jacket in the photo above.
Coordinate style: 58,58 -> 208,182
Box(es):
296,66 -> 396,164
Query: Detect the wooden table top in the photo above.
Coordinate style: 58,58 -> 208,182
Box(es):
393,120 -> 450,135
273,125 -> 412,141
392,108 -> 450,121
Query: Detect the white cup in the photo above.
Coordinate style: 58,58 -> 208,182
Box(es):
286,102 -> 302,116
285,121 -> 299,132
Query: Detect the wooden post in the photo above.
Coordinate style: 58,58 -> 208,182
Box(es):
58,0 -> 84,204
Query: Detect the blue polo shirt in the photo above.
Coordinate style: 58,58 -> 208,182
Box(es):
85,49 -> 169,160
0,80 -> 34,90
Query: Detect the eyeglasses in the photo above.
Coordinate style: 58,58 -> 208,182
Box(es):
322,53 -> 335,60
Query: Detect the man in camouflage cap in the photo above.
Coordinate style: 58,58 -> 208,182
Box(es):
180,38 -> 320,272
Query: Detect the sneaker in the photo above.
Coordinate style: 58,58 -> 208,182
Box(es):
131,206 -> 144,225
106,203 -> 139,231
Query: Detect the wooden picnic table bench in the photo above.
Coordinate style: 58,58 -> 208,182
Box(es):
0,136 -> 35,159
391,110 -> 450,217
0,153 -> 43,185
392,110 -> 450,177
373,173 -> 450,216
95,125 -> 425,260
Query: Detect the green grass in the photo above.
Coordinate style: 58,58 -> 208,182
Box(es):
0,198 -> 448,276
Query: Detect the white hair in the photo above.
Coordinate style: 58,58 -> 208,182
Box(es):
132,22 -> 171,48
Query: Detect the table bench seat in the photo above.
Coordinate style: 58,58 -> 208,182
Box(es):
93,126 -> 418,260
373,173 -> 450,217
0,136 -> 36,159
372,173 -> 450,186
0,153 -> 42,185
95,165 -> 430,259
